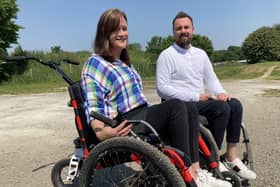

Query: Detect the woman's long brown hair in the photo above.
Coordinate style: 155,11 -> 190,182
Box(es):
93,8 -> 131,66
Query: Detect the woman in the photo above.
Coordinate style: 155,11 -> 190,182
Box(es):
80,8 -> 231,187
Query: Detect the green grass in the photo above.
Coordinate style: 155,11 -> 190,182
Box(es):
214,61 -> 280,80
269,65 -> 280,80
0,78 -> 157,95
0,81 -> 68,95
1,61 -> 280,95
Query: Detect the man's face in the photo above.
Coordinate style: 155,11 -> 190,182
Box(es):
173,17 -> 194,49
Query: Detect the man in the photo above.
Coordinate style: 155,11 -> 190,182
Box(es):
156,11 -> 256,180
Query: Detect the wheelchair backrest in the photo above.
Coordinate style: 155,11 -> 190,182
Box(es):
68,81 -> 100,157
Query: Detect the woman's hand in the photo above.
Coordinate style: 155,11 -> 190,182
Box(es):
91,119 -> 132,141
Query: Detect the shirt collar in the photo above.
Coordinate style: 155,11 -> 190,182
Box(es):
173,43 -> 194,54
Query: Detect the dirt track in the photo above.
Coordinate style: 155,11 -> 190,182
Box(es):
0,79 -> 280,187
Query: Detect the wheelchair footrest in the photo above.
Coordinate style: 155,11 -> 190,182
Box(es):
66,151 -> 82,182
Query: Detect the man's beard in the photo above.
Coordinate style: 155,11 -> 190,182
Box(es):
176,34 -> 192,49
177,34 -> 192,49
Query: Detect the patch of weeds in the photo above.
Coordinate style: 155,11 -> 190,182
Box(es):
262,89 -> 280,97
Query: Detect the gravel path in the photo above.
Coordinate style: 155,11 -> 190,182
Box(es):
0,79 -> 279,187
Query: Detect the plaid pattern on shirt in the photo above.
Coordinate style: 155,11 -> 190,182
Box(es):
81,55 -> 148,122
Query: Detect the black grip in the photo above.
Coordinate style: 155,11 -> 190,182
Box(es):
4,56 -> 26,62
90,111 -> 119,127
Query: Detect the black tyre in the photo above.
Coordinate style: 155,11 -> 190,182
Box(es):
79,137 -> 186,187
221,171 -> 241,187
51,158 -> 79,187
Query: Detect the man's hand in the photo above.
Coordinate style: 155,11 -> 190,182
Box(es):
216,93 -> 231,101
199,93 -> 211,101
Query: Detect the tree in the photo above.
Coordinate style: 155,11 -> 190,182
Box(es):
128,43 -> 142,51
145,36 -> 174,63
0,48 -> 8,81
273,24 -> 280,32
146,34 -> 214,59
146,36 -> 164,54
241,26 -> 280,63
211,46 -> 244,63
162,36 -> 174,50
191,34 -> 214,57
0,45 -> 27,82
51,45 -> 62,53
0,0 -> 22,82
226,46 -> 243,61
0,0 -> 22,52
211,50 -> 228,63
146,36 -> 174,53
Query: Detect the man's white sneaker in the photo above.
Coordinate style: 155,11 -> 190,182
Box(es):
225,158 -> 256,180
196,169 -> 232,187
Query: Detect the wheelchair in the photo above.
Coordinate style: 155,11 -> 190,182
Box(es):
52,81 -> 193,187
1,56 -> 245,186
198,115 -> 254,187
52,82 -> 243,186
159,97 -> 255,187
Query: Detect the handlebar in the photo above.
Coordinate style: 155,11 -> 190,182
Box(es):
3,56 -> 27,62
60,59 -> 80,65
2,56 -> 80,66
1,55 -> 80,85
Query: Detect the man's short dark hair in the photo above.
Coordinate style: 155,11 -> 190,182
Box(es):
172,11 -> 193,27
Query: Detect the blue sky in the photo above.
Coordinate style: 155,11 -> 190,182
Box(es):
14,0 -> 280,52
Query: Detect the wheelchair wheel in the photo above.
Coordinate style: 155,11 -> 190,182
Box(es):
51,158 -> 79,187
79,137 -> 186,187
199,124 -> 219,162
221,171 -> 241,187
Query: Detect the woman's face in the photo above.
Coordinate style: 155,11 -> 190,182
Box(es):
109,16 -> 128,53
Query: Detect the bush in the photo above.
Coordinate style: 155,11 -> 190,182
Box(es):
242,27 -> 280,63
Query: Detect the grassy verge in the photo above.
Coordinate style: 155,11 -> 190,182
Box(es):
262,89 -> 280,97
269,65 -> 280,80
214,61 -> 280,80
1,61 -> 279,95
0,81 -> 68,95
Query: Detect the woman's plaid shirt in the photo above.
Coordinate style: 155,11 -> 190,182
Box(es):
81,54 -> 148,123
